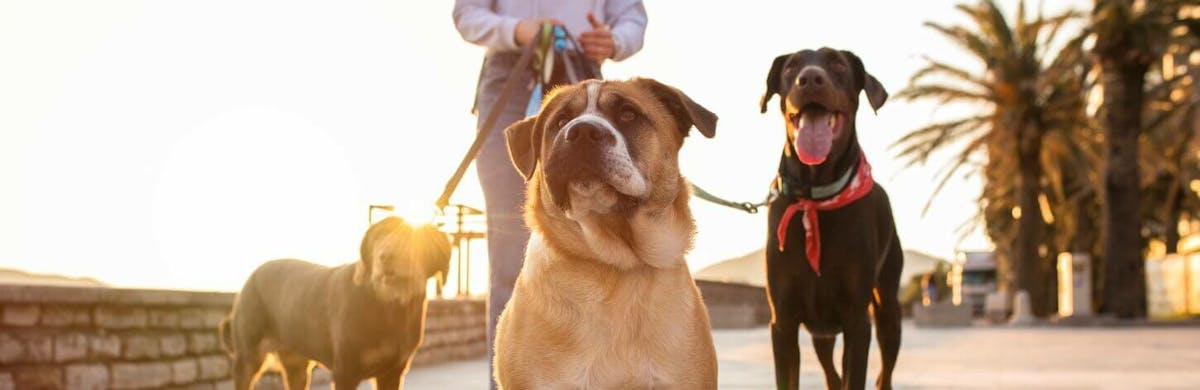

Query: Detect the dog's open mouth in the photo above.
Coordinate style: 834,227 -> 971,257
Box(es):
787,104 -> 844,165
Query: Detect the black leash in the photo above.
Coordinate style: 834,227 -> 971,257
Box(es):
435,33 -> 541,210
690,183 -> 773,214
437,26 -> 599,210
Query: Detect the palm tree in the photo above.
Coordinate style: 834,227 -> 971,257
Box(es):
894,0 -> 1082,317
1140,19 -> 1200,255
1088,0 -> 1192,318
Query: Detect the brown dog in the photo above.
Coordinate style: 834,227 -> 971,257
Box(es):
218,216 -> 451,389
494,79 -> 719,389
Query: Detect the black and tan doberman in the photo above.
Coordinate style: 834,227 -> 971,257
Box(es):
760,48 -> 904,390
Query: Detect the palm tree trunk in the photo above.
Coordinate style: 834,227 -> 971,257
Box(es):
1165,186 -> 1181,254
1100,59 -> 1148,318
1016,142 -> 1048,316
1166,118 -> 1194,255
1072,194 -> 1098,254
1073,193 -> 1101,314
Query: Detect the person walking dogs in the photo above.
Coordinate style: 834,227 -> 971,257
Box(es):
451,1 -> 646,388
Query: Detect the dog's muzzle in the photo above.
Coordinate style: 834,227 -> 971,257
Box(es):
544,114 -> 648,214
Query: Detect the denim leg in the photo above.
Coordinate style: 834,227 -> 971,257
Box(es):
473,54 -> 531,390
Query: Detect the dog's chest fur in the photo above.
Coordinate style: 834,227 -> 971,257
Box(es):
516,235 -> 699,389
333,290 -> 426,373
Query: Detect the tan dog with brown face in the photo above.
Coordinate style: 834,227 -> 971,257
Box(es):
494,79 -> 719,389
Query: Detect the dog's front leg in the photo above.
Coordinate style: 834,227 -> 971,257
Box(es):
330,365 -> 367,390
812,335 -> 841,389
331,374 -> 362,390
770,316 -> 802,390
375,368 -> 403,390
375,358 -> 415,390
839,310 -> 872,390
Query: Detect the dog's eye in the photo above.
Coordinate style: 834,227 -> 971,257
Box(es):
831,62 -> 847,73
618,106 -> 637,122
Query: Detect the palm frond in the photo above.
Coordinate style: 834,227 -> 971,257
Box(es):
925,22 -> 996,63
920,132 -> 992,216
896,84 -> 995,105
957,0 -> 1015,54
893,115 -> 991,165
908,56 -> 994,92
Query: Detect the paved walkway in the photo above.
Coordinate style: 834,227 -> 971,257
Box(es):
405,322 -> 1200,389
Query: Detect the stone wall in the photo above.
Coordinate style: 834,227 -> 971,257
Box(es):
0,285 -> 234,389
695,280 -> 772,329
0,285 -> 486,389
0,281 -> 765,388
411,300 -> 486,366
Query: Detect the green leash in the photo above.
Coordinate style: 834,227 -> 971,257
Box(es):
690,183 -> 771,214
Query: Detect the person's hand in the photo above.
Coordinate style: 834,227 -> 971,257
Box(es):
579,12 -> 614,62
514,18 -> 563,46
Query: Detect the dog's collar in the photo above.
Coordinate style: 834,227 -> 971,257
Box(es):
775,154 -> 875,276
812,159 -> 857,199
775,150 -> 859,201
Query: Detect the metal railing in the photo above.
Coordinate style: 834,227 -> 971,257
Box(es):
368,204 -> 487,297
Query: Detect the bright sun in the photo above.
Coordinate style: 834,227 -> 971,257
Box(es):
380,199 -> 441,227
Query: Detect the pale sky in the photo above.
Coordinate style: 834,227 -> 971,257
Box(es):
0,0 -> 1088,293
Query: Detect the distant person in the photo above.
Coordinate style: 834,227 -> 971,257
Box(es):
921,272 -> 937,306
452,0 -> 646,387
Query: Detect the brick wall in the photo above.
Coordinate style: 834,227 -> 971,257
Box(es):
0,285 -> 486,389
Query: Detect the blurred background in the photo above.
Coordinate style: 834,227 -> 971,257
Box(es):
1,0 -> 1018,292
4,1 -> 1200,388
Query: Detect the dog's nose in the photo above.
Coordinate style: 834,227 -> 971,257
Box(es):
796,67 -> 827,89
564,122 -> 615,146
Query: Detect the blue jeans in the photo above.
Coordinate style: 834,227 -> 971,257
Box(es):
474,52 -> 532,390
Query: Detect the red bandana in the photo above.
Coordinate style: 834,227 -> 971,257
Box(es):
776,154 -> 875,276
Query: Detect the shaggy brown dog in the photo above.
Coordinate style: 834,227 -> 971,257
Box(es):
219,216 -> 451,389
494,79 -> 719,389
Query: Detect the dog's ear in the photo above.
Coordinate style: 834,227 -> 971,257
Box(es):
840,50 -> 888,113
638,78 -> 717,139
355,218 -> 380,285
505,116 -> 541,181
863,74 -> 888,113
760,54 -> 790,114
353,263 -> 370,285
411,223 -> 452,290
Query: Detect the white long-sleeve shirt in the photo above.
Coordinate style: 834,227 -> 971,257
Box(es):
452,0 -> 647,61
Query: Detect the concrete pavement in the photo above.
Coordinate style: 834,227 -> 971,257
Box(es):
404,322 -> 1200,389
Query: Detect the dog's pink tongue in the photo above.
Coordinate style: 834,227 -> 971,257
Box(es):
794,111 -> 834,165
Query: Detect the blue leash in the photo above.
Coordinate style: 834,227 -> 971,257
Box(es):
526,26 -> 587,116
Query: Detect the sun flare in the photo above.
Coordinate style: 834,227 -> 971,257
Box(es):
396,200 -> 442,227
